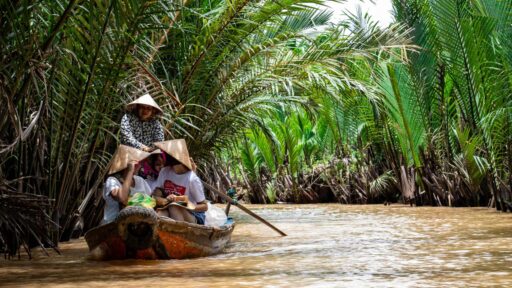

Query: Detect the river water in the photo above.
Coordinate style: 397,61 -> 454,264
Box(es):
1,204 -> 512,287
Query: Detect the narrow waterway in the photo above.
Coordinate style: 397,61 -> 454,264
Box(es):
2,204 -> 512,287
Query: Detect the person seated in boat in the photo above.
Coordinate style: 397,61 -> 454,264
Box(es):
151,139 -> 208,224
142,152 -> 166,191
102,145 -> 153,225
120,93 -> 164,152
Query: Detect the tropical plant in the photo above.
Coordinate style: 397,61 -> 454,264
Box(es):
391,0 -> 512,208
235,0 -> 512,209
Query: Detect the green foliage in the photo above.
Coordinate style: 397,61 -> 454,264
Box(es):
236,0 -> 511,207
377,62 -> 426,168
391,0 -> 512,206
369,171 -> 397,198
265,181 -> 277,204
452,127 -> 490,192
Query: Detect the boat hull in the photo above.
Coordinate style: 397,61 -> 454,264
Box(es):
84,206 -> 234,260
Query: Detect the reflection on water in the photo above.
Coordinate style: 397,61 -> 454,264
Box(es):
1,205 -> 512,287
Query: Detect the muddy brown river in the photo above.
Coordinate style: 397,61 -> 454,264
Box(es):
1,204 -> 512,287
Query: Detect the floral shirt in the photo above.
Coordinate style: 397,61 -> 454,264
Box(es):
120,113 -> 164,149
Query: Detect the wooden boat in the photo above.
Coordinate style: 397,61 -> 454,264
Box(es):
84,206 -> 235,260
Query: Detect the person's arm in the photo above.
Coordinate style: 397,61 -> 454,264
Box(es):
111,163 -> 136,205
120,114 -> 145,150
104,177 -> 121,201
194,200 -> 208,212
152,188 -> 174,207
151,168 -> 169,206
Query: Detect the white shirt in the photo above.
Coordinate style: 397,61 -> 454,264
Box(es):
153,167 -> 206,205
102,175 -> 152,225
146,178 -> 159,192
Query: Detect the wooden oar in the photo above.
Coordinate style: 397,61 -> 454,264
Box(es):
202,181 -> 287,236
225,201 -> 232,216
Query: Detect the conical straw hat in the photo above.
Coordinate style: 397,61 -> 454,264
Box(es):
108,145 -> 152,175
126,93 -> 163,114
154,139 -> 193,171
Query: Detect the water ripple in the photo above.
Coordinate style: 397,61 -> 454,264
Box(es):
1,204 -> 512,287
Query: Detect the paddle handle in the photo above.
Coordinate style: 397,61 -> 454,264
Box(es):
225,202 -> 231,216
202,181 -> 287,236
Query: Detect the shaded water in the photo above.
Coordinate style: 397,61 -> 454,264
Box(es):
2,204 -> 512,287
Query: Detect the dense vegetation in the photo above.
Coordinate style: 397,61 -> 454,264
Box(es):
233,0 -> 512,209
0,0 -> 510,257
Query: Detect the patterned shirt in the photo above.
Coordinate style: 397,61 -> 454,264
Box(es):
120,113 -> 164,149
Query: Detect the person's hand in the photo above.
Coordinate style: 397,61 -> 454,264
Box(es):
141,145 -> 156,152
134,162 -> 141,172
127,160 -> 139,174
110,188 -> 120,199
165,194 -> 176,203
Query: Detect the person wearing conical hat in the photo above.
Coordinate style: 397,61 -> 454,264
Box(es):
120,93 -> 164,152
101,145 -> 153,224
151,139 -> 208,225
143,152 -> 166,191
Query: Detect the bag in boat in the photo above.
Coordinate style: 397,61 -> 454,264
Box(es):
204,202 -> 227,227
127,192 -> 156,209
